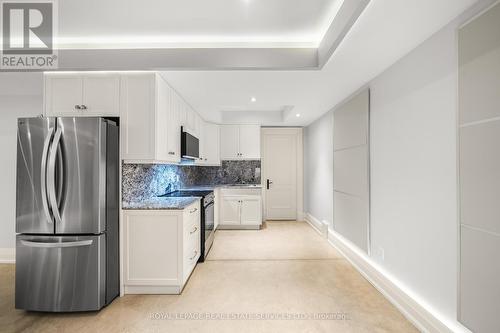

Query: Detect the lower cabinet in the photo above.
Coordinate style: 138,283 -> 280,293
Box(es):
219,189 -> 262,229
122,201 -> 201,294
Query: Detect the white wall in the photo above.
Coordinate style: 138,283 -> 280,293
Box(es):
370,23 -> 458,322
304,15 -> 467,331
304,111 -> 334,227
0,73 -> 43,252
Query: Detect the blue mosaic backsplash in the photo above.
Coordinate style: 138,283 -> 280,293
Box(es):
122,160 -> 261,202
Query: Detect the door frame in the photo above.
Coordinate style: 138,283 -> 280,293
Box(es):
261,127 -> 304,221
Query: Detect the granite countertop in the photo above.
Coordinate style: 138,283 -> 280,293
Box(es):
122,197 -> 201,210
181,184 -> 262,191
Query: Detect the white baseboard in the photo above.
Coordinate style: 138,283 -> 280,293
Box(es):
0,248 -> 15,264
304,213 -> 328,238
326,228 -> 472,333
297,211 -> 305,222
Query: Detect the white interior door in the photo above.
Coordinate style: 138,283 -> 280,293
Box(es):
263,129 -> 298,220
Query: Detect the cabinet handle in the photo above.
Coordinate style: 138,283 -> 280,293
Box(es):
168,151 -> 175,155
189,208 -> 198,214
80,105 -> 87,110
74,105 -> 81,110
189,250 -> 198,261
190,226 -> 198,234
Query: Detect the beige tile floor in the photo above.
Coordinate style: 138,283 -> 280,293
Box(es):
0,221 -> 417,333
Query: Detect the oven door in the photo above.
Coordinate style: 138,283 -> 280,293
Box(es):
203,200 -> 215,258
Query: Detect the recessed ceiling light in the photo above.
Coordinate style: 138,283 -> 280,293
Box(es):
296,113 -> 301,117
251,97 -> 256,102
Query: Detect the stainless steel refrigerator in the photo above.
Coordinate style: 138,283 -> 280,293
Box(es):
15,117 -> 119,312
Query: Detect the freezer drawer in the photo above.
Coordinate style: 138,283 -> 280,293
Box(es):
16,235 -> 105,312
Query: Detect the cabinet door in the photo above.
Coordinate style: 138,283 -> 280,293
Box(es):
167,86 -> 181,162
45,74 -> 83,116
155,76 -> 170,161
186,106 -> 196,132
240,197 -> 262,225
123,211 -> 181,286
177,93 -> 187,127
220,125 -> 240,160
120,74 -> 156,160
239,125 -> 261,159
214,189 -> 220,230
195,117 -> 205,163
203,123 -> 220,165
221,196 -> 241,225
82,75 -> 120,116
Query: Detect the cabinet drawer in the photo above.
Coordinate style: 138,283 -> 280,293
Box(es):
183,223 -> 200,253
183,244 -> 200,283
183,202 -> 200,223
183,204 -> 200,231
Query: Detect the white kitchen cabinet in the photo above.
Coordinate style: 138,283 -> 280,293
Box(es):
219,188 -> 262,229
239,125 -> 261,159
166,86 -> 181,162
121,73 -> 180,163
186,106 -> 196,133
123,201 -> 201,294
194,113 -> 203,139
240,197 -> 262,225
220,125 -> 261,160
214,188 -> 221,230
220,125 -> 240,160
196,122 -> 220,166
177,93 -> 187,127
44,73 -> 120,116
221,196 -> 241,225
194,116 -> 205,164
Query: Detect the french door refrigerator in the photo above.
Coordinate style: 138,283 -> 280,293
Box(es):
15,117 -> 119,312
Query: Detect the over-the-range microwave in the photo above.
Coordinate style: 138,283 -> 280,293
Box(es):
181,126 -> 199,160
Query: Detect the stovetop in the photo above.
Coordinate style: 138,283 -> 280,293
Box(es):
159,190 -> 213,198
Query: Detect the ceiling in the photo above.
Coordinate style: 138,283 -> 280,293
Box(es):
53,0 -> 480,126
161,0 -> 479,126
57,0 -> 342,48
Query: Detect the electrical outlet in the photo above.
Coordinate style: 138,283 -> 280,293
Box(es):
377,246 -> 385,262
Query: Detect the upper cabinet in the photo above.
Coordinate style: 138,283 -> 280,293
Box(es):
196,122 -> 220,166
220,125 -> 261,160
120,73 -> 180,163
44,73 -> 120,117
44,71 -> 255,166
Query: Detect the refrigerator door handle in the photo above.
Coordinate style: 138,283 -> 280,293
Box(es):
48,127 -> 63,224
41,128 -> 54,224
20,239 -> 93,248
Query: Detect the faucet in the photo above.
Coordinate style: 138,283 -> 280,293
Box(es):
165,183 -> 174,195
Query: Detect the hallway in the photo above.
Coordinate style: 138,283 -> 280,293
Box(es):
0,222 -> 417,333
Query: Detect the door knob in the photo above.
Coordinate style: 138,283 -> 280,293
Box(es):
74,105 -> 81,110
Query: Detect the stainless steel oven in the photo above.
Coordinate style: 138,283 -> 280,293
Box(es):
159,189 -> 215,261
202,192 -> 215,261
